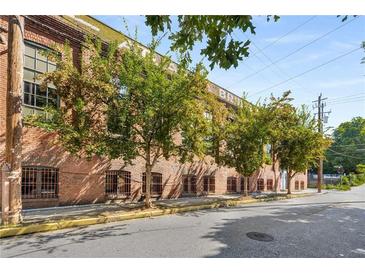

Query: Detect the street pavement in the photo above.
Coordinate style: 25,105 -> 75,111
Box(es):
1,185 -> 364,258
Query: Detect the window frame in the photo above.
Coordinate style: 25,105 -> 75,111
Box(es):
21,166 -> 59,199
257,178 -> 265,191
203,175 -> 215,194
182,175 -> 197,194
23,40 -> 60,113
142,172 -> 163,196
105,170 -> 131,197
267,179 -> 274,191
227,176 -> 238,193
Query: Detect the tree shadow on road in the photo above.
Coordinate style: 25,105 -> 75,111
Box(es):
1,223 -> 129,257
200,203 -> 365,258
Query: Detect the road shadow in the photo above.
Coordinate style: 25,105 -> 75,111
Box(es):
200,203 -> 365,258
1,223 -> 129,257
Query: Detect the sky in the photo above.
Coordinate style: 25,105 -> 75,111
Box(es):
94,15 -> 365,130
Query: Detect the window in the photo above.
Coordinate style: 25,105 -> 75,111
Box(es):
105,170 -> 131,197
203,175 -> 215,194
219,89 -> 226,99
227,176 -> 237,193
240,177 -> 250,193
183,176 -> 189,192
300,181 -> 305,190
182,175 -> 197,194
257,178 -> 265,191
142,172 -> 163,196
23,41 -> 59,116
22,166 -> 58,199
295,181 -> 299,190
267,179 -> 273,191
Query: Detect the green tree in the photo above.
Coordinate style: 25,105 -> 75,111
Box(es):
278,107 -> 331,194
145,15 -> 279,70
222,99 -> 267,196
28,38 -> 220,208
264,91 -> 298,192
324,117 -> 365,174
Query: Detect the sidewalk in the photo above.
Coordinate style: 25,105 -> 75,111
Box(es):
0,190 -> 319,238
21,189 -> 317,223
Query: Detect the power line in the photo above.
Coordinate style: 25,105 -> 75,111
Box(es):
326,99 -> 365,106
249,16 -> 317,58
228,16 -> 359,88
248,46 -> 361,97
242,32 -> 307,92
326,92 -> 365,102
327,148 -> 365,160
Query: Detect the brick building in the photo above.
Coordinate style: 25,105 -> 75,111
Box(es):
0,15 -> 307,209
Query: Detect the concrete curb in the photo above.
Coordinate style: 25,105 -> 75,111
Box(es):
0,193 -> 314,238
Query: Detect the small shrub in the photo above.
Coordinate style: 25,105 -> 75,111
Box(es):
337,184 -> 351,191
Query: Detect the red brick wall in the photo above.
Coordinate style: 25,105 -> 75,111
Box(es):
0,16 -> 308,209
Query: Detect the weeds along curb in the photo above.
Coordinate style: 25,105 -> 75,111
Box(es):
0,193 -> 314,238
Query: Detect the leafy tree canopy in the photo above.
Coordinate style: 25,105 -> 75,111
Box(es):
324,117 -> 365,174
223,99 -> 267,178
27,37 -> 224,207
278,106 -> 332,193
145,15 -> 279,70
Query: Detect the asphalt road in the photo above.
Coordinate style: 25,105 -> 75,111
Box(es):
1,185 -> 365,258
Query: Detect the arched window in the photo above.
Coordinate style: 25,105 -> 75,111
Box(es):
22,166 -> 59,199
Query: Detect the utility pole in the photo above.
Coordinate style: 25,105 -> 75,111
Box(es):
312,93 -> 330,193
2,16 -> 24,225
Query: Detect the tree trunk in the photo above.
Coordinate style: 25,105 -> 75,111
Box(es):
271,148 -> 278,193
272,162 -> 278,193
287,173 -> 292,195
243,176 -> 249,197
145,162 -> 153,208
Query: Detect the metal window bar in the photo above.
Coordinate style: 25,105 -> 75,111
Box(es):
209,176 -> 215,193
21,166 -> 59,199
300,181 -> 305,190
190,175 -> 197,193
267,179 -> 273,191
257,179 -> 265,191
203,175 -> 215,194
183,176 -> 189,193
227,177 -> 237,193
142,172 -> 163,196
295,181 -> 300,190
240,177 -> 251,193
105,170 -> 131,197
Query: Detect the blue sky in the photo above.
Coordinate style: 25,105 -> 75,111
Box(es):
95,15 -> 365,130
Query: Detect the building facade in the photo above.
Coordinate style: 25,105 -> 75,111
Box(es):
0,15 -> 307,209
